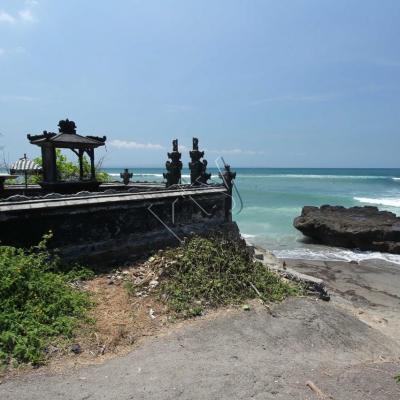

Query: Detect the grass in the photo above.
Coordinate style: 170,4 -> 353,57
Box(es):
0,235 -> 93,366
0,234 -> 298,367
151,236 -> 300,318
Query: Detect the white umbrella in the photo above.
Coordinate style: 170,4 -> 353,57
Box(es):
10,154 -> 42,188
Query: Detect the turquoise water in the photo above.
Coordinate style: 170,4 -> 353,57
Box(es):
3,165 -> 400,262
103,167 -> 400,264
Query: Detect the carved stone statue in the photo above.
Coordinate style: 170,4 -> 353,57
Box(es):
189,137 -> 211,185
164,139 -> 182,187
58,119 -> 77,134
120,168 -> 133,185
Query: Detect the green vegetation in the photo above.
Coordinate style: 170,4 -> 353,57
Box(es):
0,235 -> 93,366
123,281 -> 136,296
395,374 -> 400,384
155,236 -> 300,318
28,149 -> 110,183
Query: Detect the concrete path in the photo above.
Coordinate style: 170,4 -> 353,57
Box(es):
1,297 -> 400,400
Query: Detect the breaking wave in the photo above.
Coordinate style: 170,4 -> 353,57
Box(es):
107,173 -> 164,178
272,247 -> 400,266
354,197 -> 400,208
241,233 -> 256,239
238,174 -> 391,180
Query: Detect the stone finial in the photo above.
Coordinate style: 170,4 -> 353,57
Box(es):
189,138 -> 211,185
164,139 -> 182,187
58,119 -> 77,134
120,168 -> 133,185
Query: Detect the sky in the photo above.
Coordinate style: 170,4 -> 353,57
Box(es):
0,0 -> 400,168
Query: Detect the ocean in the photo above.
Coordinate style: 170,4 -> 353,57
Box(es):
103,167 -> 400,265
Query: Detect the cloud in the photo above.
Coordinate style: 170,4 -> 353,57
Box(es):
0,47 -> 29,57
109,139 -> 165,150
18,8 -> 34,22
109,138 -> 263,155
0,11 -> 15,23
25,0 -> 39,6
206,148 -> 265,156
0,1 -> 38,25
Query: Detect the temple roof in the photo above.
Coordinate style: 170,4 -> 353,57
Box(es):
27,119 -> 106,149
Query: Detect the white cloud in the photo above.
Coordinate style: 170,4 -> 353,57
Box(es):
18,8 -> 34,22
0,1 -> 38,25
156,141 -> 263,156
0,48 -> 5,56
109,140 -> 165,150
0,11 -> 15,23
109,139 -> 262,155
207,148 -> 264,156
25,0 -> 39,6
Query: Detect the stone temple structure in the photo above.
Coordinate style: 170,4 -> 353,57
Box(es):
28,119 -> 106,193
0,120 -> 238,265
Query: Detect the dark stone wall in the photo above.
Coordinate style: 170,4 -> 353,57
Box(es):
0,188 -> 238,266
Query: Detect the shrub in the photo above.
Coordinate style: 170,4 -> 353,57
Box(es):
0,237 -> 92,366
157,236 -> 300,318
28,149 -> 110,183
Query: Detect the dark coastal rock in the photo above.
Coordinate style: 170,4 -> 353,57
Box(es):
294,205 -> 400,254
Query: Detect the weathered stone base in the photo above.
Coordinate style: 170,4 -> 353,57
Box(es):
60,221 -> 241,267
0,186 -> 237,266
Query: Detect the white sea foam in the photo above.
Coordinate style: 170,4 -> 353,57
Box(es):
273,247 -> 400,266
238,174 -> 390,180
107,173 -> 164,178
354,197 -> 400,207
241,233 -> 256,239
135,173 -> 164,177
392,177 -> 400,181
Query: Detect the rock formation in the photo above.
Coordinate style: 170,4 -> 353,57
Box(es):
294,205 -> 400,254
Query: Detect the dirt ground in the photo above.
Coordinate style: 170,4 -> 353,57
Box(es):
1,297 -> 399,399
2,265 -> 239,379
1,257 -> 400,399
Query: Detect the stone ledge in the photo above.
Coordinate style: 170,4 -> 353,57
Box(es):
0,186 -> 227,213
